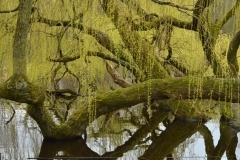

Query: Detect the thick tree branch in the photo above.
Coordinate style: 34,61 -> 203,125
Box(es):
134,0 -> 214,32
97,77 -> 240,110
227,29 -> 240,77
120,0 -> 193,31
215,0 -> 240,28
0,74 -> 45,105
132,15 -> 193,31
20,75 -> 240,139
86,28 -> 134,64
167,59 -> 189,75
87,51 -> 141,77
192,0 -> 214,30
198,23 -> 224,77
13,0 -> 32,75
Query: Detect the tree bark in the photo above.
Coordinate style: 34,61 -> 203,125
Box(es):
227,29 -> 240,77
13,0 -> 32,75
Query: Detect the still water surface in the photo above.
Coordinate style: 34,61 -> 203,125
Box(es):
0,102 -> 240,160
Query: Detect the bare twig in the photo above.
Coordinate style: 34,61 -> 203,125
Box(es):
151,0 -> 196,11
0,4 -> 19,13
47,55 -> 80,63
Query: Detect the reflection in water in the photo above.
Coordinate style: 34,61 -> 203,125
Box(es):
0,101 -> 42,159
39,138 -> 100,158
0,102 -> 240,159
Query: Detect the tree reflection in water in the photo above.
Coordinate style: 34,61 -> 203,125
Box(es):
0,103 -> 240,160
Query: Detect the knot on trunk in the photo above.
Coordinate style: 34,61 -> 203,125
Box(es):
6,74 -> 28,91
2,74 -> 45,105
15,78 -> 27,90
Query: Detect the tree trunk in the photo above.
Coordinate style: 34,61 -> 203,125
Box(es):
12,0 -> 32,75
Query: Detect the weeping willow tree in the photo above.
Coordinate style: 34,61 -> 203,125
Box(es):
0,0 -> 239,139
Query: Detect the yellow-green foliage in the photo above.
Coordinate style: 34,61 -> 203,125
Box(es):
0,1 -> 18,82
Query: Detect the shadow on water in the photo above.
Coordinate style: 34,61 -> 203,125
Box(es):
0,102 -> 240,160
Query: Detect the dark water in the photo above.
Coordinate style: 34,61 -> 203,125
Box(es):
0,102 -> 240,160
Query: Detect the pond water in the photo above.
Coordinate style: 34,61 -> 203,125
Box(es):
0,101 -> 240,160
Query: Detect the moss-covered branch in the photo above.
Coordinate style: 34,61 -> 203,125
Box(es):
192,0 -> 214,30
57,77 -> 240,139
126,0 -> 214,32
0,74 -> 45,105
215,0 -> 240,29
198,23 -> 224,77
96,77 -> 240,111
3,75 -> 239,139
131,15 -> 193,31
119,0 -> 194,31
87,51 -> 141,78
227,29 -> 240,77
